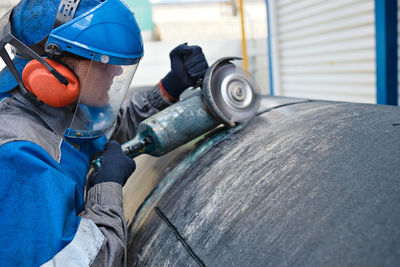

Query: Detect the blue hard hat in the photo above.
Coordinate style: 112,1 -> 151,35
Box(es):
48,0 -> 143,65
0,0 -> 143,92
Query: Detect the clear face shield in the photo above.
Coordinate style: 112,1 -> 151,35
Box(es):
65,54 -> 139,139
0,0 -> 143,140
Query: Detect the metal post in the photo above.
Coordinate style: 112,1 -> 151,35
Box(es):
265,0 -> 274,96
238,0 -> 248,71
375,0 -> 398,105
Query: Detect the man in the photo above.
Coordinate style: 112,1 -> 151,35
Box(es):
0,0 -> 208,266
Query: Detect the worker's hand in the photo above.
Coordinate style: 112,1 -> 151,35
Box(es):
160,43 -> 209,101
90,140 -> 136,187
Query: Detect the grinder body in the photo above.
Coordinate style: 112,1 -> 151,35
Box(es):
122,92 -> 219,158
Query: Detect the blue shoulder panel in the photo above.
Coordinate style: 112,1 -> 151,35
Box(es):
0,140 -> 83,266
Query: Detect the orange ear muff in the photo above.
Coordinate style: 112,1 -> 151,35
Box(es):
22,58 -> 79,107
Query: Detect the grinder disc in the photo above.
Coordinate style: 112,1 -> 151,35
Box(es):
203,58 -> 261,126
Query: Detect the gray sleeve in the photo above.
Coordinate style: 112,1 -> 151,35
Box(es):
110,84 -> 172,144
81,182 -> 127,267
41,183 -> 127,267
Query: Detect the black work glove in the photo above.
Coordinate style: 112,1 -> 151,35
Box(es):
161,43 -> 209,101
90,140 -> 136,187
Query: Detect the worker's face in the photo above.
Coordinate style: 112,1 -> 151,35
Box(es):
64,54 -> 139,139
74,60 -> 123,107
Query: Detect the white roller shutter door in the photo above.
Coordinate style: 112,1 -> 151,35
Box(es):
269,0 -> 376,103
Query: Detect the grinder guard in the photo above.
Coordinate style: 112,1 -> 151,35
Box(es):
202,57 -> 261,127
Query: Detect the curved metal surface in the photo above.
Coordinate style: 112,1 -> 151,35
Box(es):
124,97 -> 400,266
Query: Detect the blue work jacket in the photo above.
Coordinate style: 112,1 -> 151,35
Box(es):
0,85 -> 169,266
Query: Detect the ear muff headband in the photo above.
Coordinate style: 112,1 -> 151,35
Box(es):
22,58 -> 79,107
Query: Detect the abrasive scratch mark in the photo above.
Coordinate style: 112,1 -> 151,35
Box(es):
129,123 -> 246,241
257,100 -> 313,115
155,207 -> 206,267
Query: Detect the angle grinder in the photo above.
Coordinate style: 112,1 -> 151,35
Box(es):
92,57 -> 261,169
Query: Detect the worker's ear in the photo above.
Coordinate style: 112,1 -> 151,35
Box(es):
22,58 -> 80,107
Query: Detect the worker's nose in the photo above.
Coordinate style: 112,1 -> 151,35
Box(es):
108,65 -> 123,76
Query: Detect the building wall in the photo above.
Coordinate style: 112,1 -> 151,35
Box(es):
146,1 -> 269,93
268,0 -> 377,103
